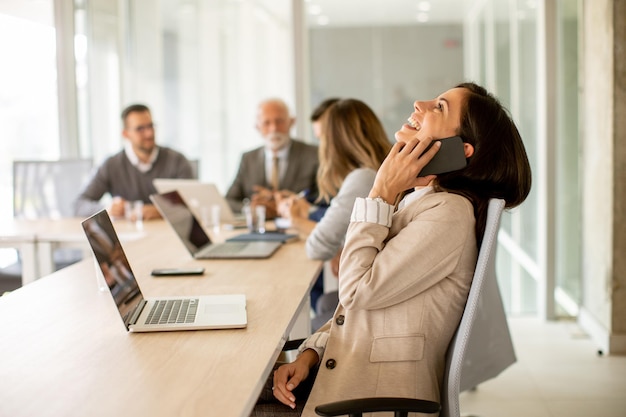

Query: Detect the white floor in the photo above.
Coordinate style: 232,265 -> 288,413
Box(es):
459,316 -> 626,417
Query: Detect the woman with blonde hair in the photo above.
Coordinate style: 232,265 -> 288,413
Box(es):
277,98 -> 392,329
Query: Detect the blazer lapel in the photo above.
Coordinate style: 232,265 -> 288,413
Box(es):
254,147 -> 268,187
282,140 -> 299,189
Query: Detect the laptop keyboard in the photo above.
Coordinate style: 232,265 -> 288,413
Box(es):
145,299 -> 199,325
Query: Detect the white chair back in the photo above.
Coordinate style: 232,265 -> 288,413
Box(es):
13,159 -> 93,219
440,198 -> 514,417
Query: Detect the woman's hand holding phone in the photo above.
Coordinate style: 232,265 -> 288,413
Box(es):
419,136 -> 467,176
369,137 -> 440,204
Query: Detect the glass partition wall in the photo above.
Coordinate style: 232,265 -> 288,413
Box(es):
77,0 -> 294,195
553,0 -> 580,316
2,0 -> 582,318
307,23 -> 464,142
464,0 -> 581,318
0,3 -> 60,210
0,1 -> 59,268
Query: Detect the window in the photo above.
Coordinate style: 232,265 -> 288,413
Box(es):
0,3 -> 58,267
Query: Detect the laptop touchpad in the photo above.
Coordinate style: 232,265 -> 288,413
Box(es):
204,304 -> 242,314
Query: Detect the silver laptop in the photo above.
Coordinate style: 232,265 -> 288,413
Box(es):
81,210 -> 248,332
152,178 -> 245,226
150,190 -> 283,259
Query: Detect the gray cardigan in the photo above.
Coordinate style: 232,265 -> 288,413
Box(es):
305,168 -> 377,261
74,146 -> 193,217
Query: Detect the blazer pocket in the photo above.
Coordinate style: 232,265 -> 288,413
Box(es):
370,334 -> 425,363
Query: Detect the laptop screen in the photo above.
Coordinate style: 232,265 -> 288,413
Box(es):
152,179 -> 237,224
150,190 -> 212,255
82,210 -> 143,327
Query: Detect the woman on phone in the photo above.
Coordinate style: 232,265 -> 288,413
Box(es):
254,82 -> 532,417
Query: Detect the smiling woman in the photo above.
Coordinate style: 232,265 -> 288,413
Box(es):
401,88 -> 467,141
251,82 -> 531,417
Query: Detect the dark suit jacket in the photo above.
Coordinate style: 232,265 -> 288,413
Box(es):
226,139 -> 319,213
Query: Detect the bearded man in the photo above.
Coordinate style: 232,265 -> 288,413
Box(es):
225,98 -> 319,218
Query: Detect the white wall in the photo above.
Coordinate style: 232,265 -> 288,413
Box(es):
309,24 -> 464,140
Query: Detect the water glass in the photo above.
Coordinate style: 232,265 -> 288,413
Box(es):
243,203 -> 254,232
124,200 -> 144,230
243,204 -> 266,233
255,205 -> 266,234
202,204 -> 221,233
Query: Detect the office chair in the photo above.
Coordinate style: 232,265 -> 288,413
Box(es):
13,159 -> 94,219
0,159 -> 94,290
188,159 -> 200,179
313,198 -> 508,417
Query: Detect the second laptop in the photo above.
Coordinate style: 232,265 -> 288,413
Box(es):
150,190 -> 282,259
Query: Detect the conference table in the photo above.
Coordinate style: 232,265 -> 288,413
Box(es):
1,217 -> 159,286
0,220 -> 37,285
0,217 -> 322,417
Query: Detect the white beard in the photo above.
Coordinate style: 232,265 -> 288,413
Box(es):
265,132 -> 290,151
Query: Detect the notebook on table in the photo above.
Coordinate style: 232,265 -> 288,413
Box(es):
150,190 -> 283,259
81,210 -> 248,332
152,178 -> 246,227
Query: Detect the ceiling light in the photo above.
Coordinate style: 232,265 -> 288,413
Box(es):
418,1 -> 431,12
308,4 -> 322,15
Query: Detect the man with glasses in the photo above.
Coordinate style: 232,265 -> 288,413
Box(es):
74,104 -> 194,220
225,98 -> 319,219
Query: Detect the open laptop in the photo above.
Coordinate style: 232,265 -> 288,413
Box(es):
81,209 -> 248,332
152,178 -> 245,227
150,190 -> 283,259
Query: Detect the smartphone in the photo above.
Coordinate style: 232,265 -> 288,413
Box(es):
151,267 -> 205,277
419,135 -> 467,176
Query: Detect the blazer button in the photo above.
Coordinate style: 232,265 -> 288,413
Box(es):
325,359 -> 336,369
335,315 -> 345,325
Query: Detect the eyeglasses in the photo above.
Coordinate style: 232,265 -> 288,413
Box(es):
128,123 -> 155,133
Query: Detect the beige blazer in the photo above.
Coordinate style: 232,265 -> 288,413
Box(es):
301,190 -> 478,417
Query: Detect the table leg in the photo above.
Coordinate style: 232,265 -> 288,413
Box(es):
19,242 -> 38,286
289,297 -> 312,341
36,241 -> 55,278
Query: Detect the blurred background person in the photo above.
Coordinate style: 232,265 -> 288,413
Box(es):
225,98 -> 319,219
277,98 -> 391,330
74,103 -> 194,220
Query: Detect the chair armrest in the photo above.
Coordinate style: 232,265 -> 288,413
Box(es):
315,397 -> 440,417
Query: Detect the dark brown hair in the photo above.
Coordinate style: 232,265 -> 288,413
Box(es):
121,104 -> 150,127
435,82 -> 532,246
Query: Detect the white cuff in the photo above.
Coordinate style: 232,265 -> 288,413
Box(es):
298,331 -> 329,364
350,197 -> 393,227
